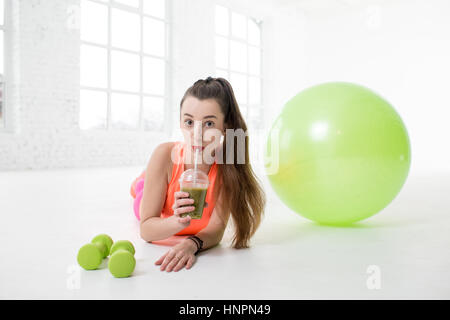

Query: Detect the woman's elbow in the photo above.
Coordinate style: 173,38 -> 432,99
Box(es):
139,219 -> 153,242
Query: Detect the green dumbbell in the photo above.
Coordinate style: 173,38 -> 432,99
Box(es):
77,234 -> 113,270
108,240 -> 136,278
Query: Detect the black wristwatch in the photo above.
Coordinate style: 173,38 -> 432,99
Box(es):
187,236 -> 203,255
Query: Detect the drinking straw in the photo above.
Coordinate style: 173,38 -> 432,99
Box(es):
194,147 -> 199,184
193,120 -> 202,185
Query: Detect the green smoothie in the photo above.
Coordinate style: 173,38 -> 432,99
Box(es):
180,187 -> 208,219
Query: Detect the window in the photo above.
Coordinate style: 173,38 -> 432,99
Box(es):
0,0 -> 5,128
80,0 -> 168,132
214,5 -> 263,129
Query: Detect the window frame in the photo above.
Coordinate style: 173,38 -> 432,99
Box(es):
214,5 -> 263,129
79,0 -> 171,134
0,0 -> 7,131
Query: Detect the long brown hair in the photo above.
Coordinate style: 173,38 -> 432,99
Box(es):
180,76 -> 266,249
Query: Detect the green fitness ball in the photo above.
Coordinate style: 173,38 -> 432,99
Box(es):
108,240 -> 136,278
77,234 -> 113,270
264,82 -> 411,225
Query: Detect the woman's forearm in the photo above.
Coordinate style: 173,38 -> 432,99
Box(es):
140,216 -> 183,242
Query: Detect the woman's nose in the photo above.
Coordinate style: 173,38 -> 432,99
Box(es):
192,121 -> 203,144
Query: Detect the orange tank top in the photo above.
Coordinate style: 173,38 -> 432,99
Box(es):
161,141 -> 219,236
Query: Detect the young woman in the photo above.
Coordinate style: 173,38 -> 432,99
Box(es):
130,76 -> 266,272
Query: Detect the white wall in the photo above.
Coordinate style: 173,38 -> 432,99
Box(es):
0,0 -> 168,170
263,0 -> 450,175
1,0 -> 449,175
0,0 -> 273,171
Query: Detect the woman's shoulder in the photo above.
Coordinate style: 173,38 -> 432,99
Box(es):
153,141 -> 183,184
146,142 -> 176,183
153,141 -> 181,157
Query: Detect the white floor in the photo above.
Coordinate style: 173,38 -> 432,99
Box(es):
0,166 -> 449,299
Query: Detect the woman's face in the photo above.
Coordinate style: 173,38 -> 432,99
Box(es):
180,96 -> 225,152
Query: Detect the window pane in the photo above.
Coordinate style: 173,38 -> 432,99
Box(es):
111,50 -> 140,92
248,19 -> 260,46
143,17 -> 165,57
231,12 -> 247,40
249,106 -> 262,123
80,89 -> 107,130
249,76 -> 261,105
114,0 -> 139,8
249,46 -> 260,75
144,0 -> 166,19
143,96 -> 164,131
81,0 -> 108,45
0,0 -> 4,25
0,74 -> 3,126
230,73 -> 247,104
80,44 -> 107,88
111,8 -> 140,51
111,93 -> 140,129
0,31 -> 3,74
215,5 -> 229,36
215,36 -> 228,69
229,40 -> 247,73
215,69 -> 229,80
143,57 -> 165,95
0,29 -> 3,126
240,104 -> 248,119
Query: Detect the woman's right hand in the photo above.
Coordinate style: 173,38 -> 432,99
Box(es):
171,191 -> 195,227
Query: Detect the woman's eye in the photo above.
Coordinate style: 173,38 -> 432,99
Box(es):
185,120 -> 214,128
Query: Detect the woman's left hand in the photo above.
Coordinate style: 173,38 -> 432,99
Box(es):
155,239 -> 197,272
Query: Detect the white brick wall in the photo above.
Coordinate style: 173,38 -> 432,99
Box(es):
0,0 -> 172,170
0,0 -> 276,171
11,0 -> 447,175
